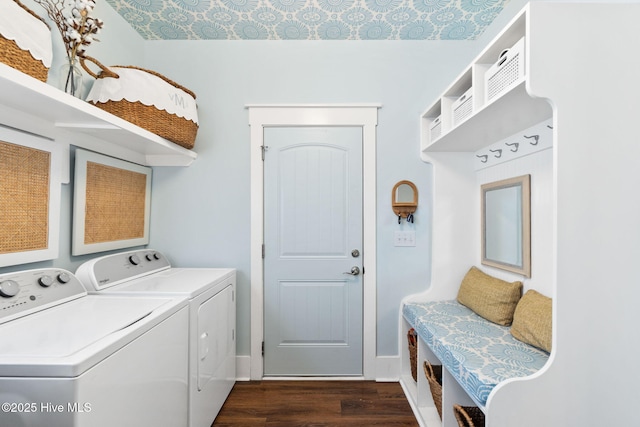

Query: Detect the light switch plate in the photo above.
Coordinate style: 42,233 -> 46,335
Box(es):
394,231 -> 416,247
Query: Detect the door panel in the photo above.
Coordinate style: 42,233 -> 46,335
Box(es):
263,127 -> 363,376
197,286 -> 232,391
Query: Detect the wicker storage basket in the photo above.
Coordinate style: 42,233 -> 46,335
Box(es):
423,360 -> 443,419
453,405 -> 486,427
407,328 -> 418,381
0,0 -> 51,82
82,56 -> 199,150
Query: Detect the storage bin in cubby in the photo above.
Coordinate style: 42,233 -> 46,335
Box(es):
429,116 -> 442,141
485,36 -> 525,103
452,87 -> 473,127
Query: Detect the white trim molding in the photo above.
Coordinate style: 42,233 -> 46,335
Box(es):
247,104 -> 380,380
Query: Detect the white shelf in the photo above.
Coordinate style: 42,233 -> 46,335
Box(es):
423,81 -> 551,152
419,9 -> 551,155
0,62 -> 197,166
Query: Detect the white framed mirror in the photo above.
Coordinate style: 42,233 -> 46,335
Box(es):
481,174 -> 531,277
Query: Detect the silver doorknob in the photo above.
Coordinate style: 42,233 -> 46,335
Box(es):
343,266 -> 360,276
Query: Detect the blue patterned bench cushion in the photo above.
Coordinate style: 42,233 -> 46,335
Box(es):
403,300 -> 549,406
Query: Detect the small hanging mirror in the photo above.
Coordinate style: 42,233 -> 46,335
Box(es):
392,180 -> 418,223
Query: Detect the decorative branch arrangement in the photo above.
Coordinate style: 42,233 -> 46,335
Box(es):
33,0 -> 103,62
33,0 -> 103,95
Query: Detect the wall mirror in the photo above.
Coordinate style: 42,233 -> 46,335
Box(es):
481,174 -> 531,277
392,180 -> 418,223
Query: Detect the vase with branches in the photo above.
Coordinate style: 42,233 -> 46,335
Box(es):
33,0 -> 103,97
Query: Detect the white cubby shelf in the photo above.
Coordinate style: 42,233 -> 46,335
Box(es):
420,11 -> 551,154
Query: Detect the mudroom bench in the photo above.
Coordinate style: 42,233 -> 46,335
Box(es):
399,267 -> 552,426
404,300 -> 549,406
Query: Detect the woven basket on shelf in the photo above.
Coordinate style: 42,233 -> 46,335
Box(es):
81,56 -> 199,149
453,404 -> 486,427
423,360 -> 443,419
407,328 -> 418,382
0,0 -> 50,82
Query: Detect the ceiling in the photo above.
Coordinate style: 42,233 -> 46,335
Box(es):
105,0 -> 511,40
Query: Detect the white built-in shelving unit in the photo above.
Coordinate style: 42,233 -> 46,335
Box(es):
403,2 -> 640,426
0,62 -> 197,167
419,12 -> 550,155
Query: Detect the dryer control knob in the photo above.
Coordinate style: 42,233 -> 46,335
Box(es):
129,255 -> 141,266
57,272 -> 71,284
0,280 -> 19,298
145,252 -> 160,261
38,275 -> 54,287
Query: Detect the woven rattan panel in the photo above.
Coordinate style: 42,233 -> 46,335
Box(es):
84,161 -> 147,244
0,140 -> 50,254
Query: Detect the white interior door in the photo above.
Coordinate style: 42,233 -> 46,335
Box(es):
263,126 -> 363,376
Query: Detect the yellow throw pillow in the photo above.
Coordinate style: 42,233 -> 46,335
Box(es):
511,289 -> 552,353
456,266 -> 523,326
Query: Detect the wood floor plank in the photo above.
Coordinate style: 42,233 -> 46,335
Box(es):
212,381 -> 418,427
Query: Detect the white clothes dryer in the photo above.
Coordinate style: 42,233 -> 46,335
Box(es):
75,249 -> 236,427
0,267 -> 189,427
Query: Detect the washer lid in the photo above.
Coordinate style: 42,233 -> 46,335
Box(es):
98,268 -> 235,299
0,294 -> 187,377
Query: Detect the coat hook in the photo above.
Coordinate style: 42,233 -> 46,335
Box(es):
505,142 -> 519,152
547,125 -> 553,129
524,134 -> 539,145
476,154 -> 488,163
489,148 -> 502,158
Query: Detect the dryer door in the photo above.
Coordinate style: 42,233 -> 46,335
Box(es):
197,285 -> 233,391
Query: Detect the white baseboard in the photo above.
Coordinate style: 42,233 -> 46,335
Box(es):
375,355 -> 401,382
234,355 -> 400,382
235,355 -> 251,381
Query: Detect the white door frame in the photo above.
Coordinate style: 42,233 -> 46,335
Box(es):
247,104 -> 379,380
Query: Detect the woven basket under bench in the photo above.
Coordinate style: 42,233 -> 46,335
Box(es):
81,56 -> 199,150
453,404 -> 486,427
407,328 -> 418,381
423,360 -> 443,419
0,0 -> 51,82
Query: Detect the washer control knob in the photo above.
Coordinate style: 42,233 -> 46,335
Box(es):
57,272 -> 71,284
0,280 -> 19,298
39,275 -> 54,287
129,255 -> 141,266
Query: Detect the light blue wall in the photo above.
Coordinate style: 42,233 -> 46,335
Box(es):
143,40 -> 479,356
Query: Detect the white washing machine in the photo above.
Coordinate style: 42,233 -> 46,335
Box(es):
75,249 -> 236,427
0,267 -> 189,427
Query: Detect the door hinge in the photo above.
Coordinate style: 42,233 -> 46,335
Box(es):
362,266 -> 365,274
262,341 -> 265,357
262,244 -> 265,259
261,145 -> 269,161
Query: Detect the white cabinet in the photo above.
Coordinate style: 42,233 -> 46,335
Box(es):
406,2 -> 640,426
0,62 -> 197,167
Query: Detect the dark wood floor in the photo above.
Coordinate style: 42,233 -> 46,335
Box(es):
212,381 -> 419,427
